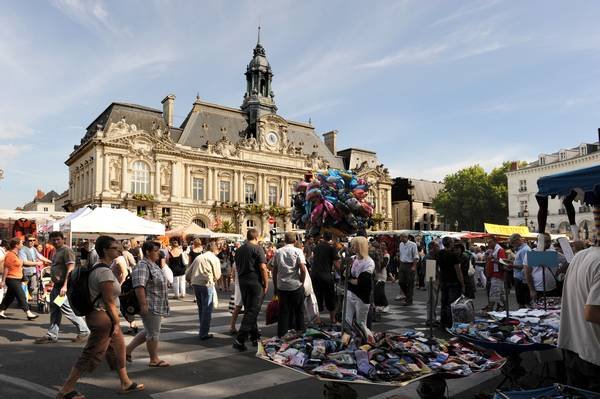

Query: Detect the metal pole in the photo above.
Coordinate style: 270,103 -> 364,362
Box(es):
341,254 -> 350,337
428,276 -> 434,340
542,265 -> 547,311
504,267 -> 510,319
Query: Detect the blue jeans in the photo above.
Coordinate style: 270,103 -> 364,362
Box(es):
193,285 -> 213,338
47,285 -> 90,340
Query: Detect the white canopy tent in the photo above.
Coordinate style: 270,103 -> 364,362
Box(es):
47,207 -> 165,241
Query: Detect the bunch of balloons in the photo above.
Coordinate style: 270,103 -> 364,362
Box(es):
292,169 -> 375,237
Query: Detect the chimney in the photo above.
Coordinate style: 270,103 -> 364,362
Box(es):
323,130 -> 338,155
597,127 -> 600,144
510,161 -> 518,171
36,190 -> 45,200
161,94 -> 176,126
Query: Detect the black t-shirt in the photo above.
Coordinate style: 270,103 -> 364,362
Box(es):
235,243 -> 267,284
311,241 -> 340,281
437,249 -> 460,284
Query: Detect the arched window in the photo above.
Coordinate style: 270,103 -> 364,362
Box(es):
246,219 -> 255,228
131,161 -> 150,194
192,218 -> 206,228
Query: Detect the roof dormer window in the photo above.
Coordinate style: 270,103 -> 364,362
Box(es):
559,151 -> 566,161
580,145 -> 587,156
539,155 -> 546,165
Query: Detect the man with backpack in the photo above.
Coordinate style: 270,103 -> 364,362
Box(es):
35,231 -> 90,344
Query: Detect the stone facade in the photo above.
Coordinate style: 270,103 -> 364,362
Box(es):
506,136 -> 599,240
65,36 -> 392,237
391,178 -> 445,230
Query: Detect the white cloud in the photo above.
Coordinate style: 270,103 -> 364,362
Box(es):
49,0 -> 122,36
429,0 -> 502,27
0,122 -> 34,140
0,144 -> 32,166
355,15 -> 525,69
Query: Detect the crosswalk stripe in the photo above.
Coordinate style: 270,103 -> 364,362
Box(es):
127,343 -> 243,372
150,367 -> 308,399
0,374 -> 56,398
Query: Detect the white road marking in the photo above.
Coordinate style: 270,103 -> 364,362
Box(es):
151,368 -> 308,399
0,374 -> 56,398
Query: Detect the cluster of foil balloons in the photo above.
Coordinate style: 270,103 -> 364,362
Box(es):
292,169 -> 375,237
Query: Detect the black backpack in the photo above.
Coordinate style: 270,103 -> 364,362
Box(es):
67,263 -> 110,317
119,264 -> 152,316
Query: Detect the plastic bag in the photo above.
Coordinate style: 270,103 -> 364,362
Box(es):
162,264 -> 174,284
266,295 -> 280,325
451,295 -> 475,323
212,285 -> 219,310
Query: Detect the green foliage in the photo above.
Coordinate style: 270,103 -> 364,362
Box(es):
432,161 -> 526,232
132,194 -> 155,201
213,220 -> 236,233
244,203 -> 266,216
268,205 -> 289,217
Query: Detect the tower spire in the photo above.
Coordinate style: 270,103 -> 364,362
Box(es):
257,25 -> 261,45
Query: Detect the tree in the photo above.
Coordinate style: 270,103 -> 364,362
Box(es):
433,161 -> 526,232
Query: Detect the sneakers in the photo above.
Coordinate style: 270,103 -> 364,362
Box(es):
34,336 -> 58,344
232,340 -> 247,352
394,295 -> 405,301
70,334 -> 89,343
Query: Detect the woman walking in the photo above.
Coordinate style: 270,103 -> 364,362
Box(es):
345,236 -> 375,342
0,237 -> 38,320
168,238 -> 187,299
55,235 -> 143,399
126,241 -> 170,367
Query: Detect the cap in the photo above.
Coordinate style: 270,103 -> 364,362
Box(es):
508,233 -> 522,242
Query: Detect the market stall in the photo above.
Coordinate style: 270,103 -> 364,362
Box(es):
262,169 -> 507,396
0,208 -> 70,240
535,164 -> 600,238
47,206 -> 165,241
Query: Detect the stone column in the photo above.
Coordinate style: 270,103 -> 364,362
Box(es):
213,168 -> 219,201
154,160 -> 161,196
121,156 -> 128,193
233,170 -> 239,203
207,167 -> 213,200
239,172 -> 244,203
88,170 -> 93,200
386,189 -> 392,219
102,152 -> 109,192
170,161 -> 178,199
257,173 -> 264,204
183,164 -> 190,199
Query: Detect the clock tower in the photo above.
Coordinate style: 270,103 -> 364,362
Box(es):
241,27 -> 277,138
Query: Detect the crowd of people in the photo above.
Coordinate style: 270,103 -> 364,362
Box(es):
0,224 -> 598,397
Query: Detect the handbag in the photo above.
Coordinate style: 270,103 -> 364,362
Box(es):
212,285 -> 219,310
266,295 -> 280,325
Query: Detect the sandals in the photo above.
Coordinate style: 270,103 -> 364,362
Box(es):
148,360 -> 170,367
56,390 -> 85,399
118,382 -> 145,395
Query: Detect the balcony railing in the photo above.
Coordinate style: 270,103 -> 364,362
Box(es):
518,188 -> 528,192
558,208 -> 566,215
579,206 -> 591,213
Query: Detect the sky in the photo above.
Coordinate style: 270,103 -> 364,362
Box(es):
1,0 -> 600,208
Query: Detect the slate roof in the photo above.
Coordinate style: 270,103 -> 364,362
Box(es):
177,100 -> 344,168
38,190 -> 61,203
411,179 -> 444,203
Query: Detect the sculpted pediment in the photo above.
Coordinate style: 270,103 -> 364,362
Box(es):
354,161 -> 392,182
102,117 -> 175,153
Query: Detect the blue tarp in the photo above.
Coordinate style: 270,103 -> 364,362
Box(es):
494,384 -> 600,398
536,164 -> 600,206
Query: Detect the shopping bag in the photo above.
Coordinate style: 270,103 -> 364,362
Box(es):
305,293 -> 319,323
266,295 -> 280,325
162,265 -> 174,284
212,285 -> 219,310
451,295 -> 475,323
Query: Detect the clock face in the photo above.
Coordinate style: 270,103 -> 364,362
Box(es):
266,131 -> 279,146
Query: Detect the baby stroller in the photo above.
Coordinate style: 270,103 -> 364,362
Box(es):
37,267 -> 53,313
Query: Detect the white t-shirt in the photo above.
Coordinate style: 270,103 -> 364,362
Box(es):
558,246 -> 600,366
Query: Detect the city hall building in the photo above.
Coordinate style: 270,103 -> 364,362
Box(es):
64,36 -> 393,237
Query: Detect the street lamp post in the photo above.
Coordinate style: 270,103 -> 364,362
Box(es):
523,208 -> 529,230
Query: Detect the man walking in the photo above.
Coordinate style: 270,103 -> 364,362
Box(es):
508,234 -> 531,308
186,241 -> 221,340
397,234 -> 419,306
232,229 -> 268,351
272,232 -> 307,337
438,237 -> 465,327
35,231 -> 89,344
19,234 -> 50,298
310,232 -> 341,324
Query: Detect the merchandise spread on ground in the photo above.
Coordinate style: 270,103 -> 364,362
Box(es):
257,328 -> 505,385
